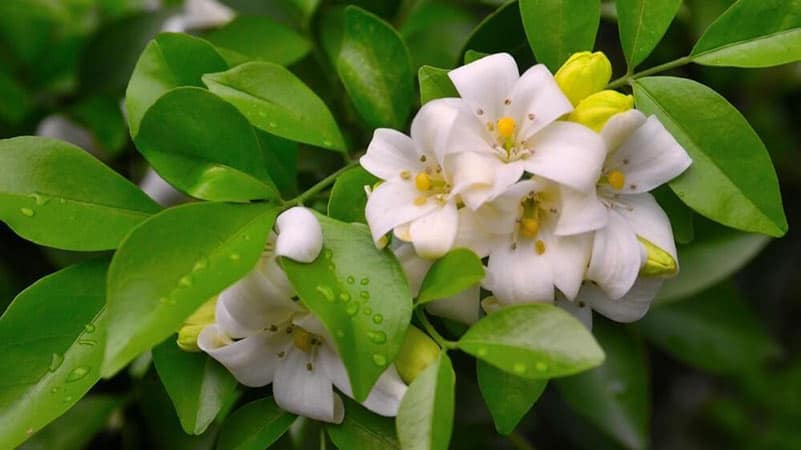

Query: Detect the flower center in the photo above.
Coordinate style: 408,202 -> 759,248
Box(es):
606,170 -> 626,190
292,328 -> 320,353
408,164 -> 450,206
514,191 -> 554,255
488,113 -> 536,163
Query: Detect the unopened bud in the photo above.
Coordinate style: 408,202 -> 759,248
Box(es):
568,90 -> 634,132
177,297 -> 217,352
555,51 -> 613,106
638,237 -> 677,277
394,326 -> 440,383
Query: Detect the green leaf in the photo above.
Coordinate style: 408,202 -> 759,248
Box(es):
691,0 -> 801,68
633,77 -> 787,237
418,66 -> 458,105
102,202 -> 279,377
152,339 -> 239,435
556,320 -> 649,450
0,260 -> 109,449
18,395 -> 123,450
457,304 -> 605,379
281,215 -> 413,401
643,283 -> 780,375
519,0 -> 601,71
204,15 -> 311,66
70,95 -> 128,155
417,248 -> 484,304
0,70 -> 31,124
396,352 -> 455,450
216,397 -> 295,450
326,397 -> 400,450
460,1 -> 532,66
477,360 -> 546,435
327,166 -> 378,224
257,130 -> 299,198
135,87 -> 280,202
322,5 -> 415,129
617,0 -> 682,69
0,136 -> 160,251
125,32 -> 229,136
399,1 -> 477,69
203,62 -> 346,151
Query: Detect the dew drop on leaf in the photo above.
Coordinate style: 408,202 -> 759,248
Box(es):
78,339 -> 96,347
178,276 -> 193,287
193,258 -> 208,272
84,323 -> 96,333
360,291 -> 370,300
346,276 -> 355,284
512,363 -> 526,375
229,253 -> 240,261
20,208 -> 34,217
66,366 -> 90,382
535,361 -> 548,372
48,353 -> 64,372
372,314 -> 383,324
360,278 -> 369,285
339,292 -> 351,302
363,307 -> 372,316
367,330 -> 387,344
372,354 -> 387,367
346,302 -> 360,316
316,285 -> 336,302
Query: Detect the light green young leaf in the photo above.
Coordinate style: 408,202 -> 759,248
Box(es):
327,166 -> 378,224
204,15 -> 311,67
18,395 -> 122,450
0,260 -> 109,450
460,1 -> 532,66
0,136 -> 160,251
556,320 -> 650,450
135,87 -> 280,203
125,32 -> 228,136
617,0 -> 682,69
519,0 -> 601,71
477,360 -> 546,435
418,66 -> 458,105
281,215 -> 413,401
396,352 -> 455,450
458,304 -> 605,379
633,77 -> 787,237
216,397 -> 295,450
203,62 -> 346,151
691,0 -> 801,68
326,397 -> 400,450
103,202 -> 279,377
152,340 -> 239,435
417,248 -> 484,304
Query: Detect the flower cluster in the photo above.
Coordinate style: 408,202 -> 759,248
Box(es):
362,52 -> 692,327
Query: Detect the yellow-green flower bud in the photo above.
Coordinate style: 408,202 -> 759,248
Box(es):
394,326 -> 440,383
555,51 -> 613,106
567,90 -> 634,132
177,297 -> 217,352
638,236 -> 678,277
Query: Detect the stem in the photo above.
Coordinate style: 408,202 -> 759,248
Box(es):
607,56 -> 693,89
507,431 -> 537,450
287,161 -> 359,206
415,308 -> 457,350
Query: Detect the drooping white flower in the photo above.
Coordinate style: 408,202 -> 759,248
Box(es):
36,114 -> 101,158
162,0 -> 234,32
198,207 -> 406,423
441,53 -> 607,208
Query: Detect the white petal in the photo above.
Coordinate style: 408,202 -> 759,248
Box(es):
361,129 -> 423,181
555,187 -> 609,236
523,121 -> 605,192
508,64 -> 574,139
546,231 -> 594,300
138,168 -> 186,207
446,152 -> 496,198
453,208 -> 496,258
486,238 -> 554,304
275,207 -> 323,263
600,110 -> 647,154
411,98 -> 463,164
426,285 -> 481,324
409,201 -> 459,259
615,193 -> 678,262
274,349 -> 343,423
198,325 -> 286,387
392,242 -> 433,296
581,278 -> 662,322
180,0 -> 235,30
448,53 -> 520,120
489,160 -> 527,200
586,210 -> 642,299
555,296 -> 593,330
365,181 -> 437,245
606,115 -> 692,193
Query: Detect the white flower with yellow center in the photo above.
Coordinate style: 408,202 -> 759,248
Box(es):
162,0 -> 235,32
196,207 -> 407,423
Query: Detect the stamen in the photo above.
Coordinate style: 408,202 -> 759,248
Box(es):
306,362 -> 313,371
607,170 -> 626,190
293,328 -> 315,353
520,218 -> 540,238
535,240 -> 546,255
400,170 -> 411,180
497,117 -> 516,139
528,113 -> 536,120
415,173 -> 432,191
414,196 -> 427,206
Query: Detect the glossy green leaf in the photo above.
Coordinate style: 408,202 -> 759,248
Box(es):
125,32 -> 229,136
396,352 -> 455,450
691,0 -> 801,68
103,202 -> 279,377
617,0 -> 682,69
417,248 -> 484,304
19,395 -> 122,450
458,304 -> 605,379
281,215 -> 413,401
135,87 -> 280,202
556,320 -> 649,450
203,62 -> 346,151
519,0 -> 601,71
326,397 -> 400,450
644,283 -> 780,374
0,260 -> 109,450
0,136 -> 160,251
477,360 -> 546,435
400,1 -> 477,69
418,66 -> 458,105
205,15 -> 311,67
216,397 -> 295,450
152,340 -> 238,435
327,166 -> 378,224
633,77 -> 787,237
460,1 -> 532,66
257,130 -> 299,198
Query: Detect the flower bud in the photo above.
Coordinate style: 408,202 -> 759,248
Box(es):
638,237 -> 678,277
177,297 -> 217,352
555,51 -> 613,106
567,90 -> 634,132
394,326 -> 440,383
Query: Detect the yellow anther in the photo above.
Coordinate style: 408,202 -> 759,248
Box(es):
414,196 -> 428,206
535,240 -> 546,255
415,172 -> 432,191
638,236 -> 678,277
520,218 -> 540,238
497,116 -> 516,139
607,170 -> 626,190
293,328 -> 314,353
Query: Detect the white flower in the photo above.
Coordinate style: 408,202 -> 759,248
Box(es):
574,278 -> 664,325
162,0 -> 235,33
36,114 -> 100,158
198,207 -> 406,423
139,168 -> 187,207
442,53 -> 607,209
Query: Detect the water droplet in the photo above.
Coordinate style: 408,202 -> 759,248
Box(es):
64,395 -> 74,403
363,307 -> 372,316
324,249 -> 333,259
192,258 -> 208,272
29,193 -> 48,205
50,387 -> 59,394
20,208 -> 34,217
83,323 -> 96,333
360,278 -> 369,286
535,361 -> 548,372
327,263 -> 336,271
346,276 -> 355,284
512,363 -> 526,375
269,121 -> 278,128
372,354 -> 387,367
372,314 -> 383,324
243,234 -> 251,240
48,353 -> 64,372
66,366 -> 90,382
360,291 -> 370,300
316,285 -> 335,302
367,330 -> 387,344
323,139 -> 333,147
78,339 -> 96,346
346,302 -> 360,316
58,198 -> 66,204
476,347 -> 488,357
179,276 -> 192,287
229,253 -> 240,261
339,292 -> 351,302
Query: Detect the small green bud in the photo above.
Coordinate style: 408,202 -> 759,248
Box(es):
554,51 -> 613,106
567,90 -> 634,132
177,297 -> 217,352
394,326 -> 440,383
638,236 -> 678,277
